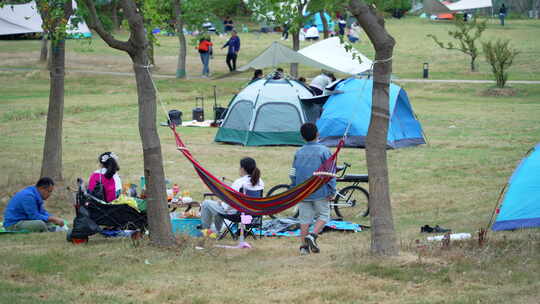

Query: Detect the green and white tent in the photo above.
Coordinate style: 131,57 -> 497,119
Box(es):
214,77 -> 315,146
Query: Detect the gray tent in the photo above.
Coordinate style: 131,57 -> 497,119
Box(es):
237,41 -> 341,73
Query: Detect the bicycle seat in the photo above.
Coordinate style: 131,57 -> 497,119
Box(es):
339,174 -> 368,183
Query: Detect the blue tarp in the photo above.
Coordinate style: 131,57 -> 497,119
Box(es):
492,143 -> 540,231
252,219 -> 363,237
317,78 -> 426,148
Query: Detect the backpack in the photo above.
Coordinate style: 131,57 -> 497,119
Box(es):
90,174 -> 106,201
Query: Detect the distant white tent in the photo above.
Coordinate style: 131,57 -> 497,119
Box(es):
299,37 -> 372,75
446,0 -> 492,11
0,1 -> 91,37
423,0 -> 493,14
237,41 -> 341,74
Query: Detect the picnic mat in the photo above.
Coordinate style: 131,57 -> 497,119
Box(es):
252,217 -> 366,237
0,222 -> 30,234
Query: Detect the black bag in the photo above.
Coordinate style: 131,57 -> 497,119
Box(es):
90,175 -> 105,201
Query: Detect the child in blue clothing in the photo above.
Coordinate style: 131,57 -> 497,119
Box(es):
290,123 -> 336,255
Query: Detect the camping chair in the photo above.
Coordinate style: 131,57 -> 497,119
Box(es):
204,189 -> 264,240
68,178 -> 147,242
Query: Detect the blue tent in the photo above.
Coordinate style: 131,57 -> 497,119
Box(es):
304,12 -> 335,32
492,143 -> 540,231
317,78 -> 426,148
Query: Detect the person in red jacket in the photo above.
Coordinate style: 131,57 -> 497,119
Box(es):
197,37 -> 213,77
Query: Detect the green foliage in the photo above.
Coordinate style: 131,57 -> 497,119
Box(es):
36,0 -> 71,41
482,39 -> 520,88
247,0 -> 309,33
427,17 -> 487,72
210,0 -> 245,17
369,0 -> 412,11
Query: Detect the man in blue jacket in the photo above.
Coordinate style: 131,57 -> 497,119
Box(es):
290,123 -> 336,255
222,30 -> 240,72
3,177 -> 64,232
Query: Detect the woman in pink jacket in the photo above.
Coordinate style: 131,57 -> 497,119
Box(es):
88,152 -> 122,202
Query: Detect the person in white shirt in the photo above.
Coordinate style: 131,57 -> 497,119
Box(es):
348,22 -> 361,43
305,24 -> 319,41
309,71 -> 334,96
200,157 -> 264,232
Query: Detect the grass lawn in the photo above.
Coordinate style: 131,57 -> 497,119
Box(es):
1,17 -> 540,304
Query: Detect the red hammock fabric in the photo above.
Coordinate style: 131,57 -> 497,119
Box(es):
171,126 -> 343,216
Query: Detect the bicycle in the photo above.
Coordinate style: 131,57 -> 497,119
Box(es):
266,162 -> 369,221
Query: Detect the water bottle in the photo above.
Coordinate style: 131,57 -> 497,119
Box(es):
140,176 -> 146,191
172,184 -> 180,197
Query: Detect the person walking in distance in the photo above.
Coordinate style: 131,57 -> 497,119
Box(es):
222,30 -> 241,72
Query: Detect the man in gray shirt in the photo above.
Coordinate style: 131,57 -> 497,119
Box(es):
290,123 -> 336,255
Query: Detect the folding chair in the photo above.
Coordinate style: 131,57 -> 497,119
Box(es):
215,189 -> 264,240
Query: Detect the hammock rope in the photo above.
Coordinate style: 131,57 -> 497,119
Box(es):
170,125 -> 344,216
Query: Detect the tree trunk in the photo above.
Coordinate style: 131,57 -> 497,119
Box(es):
40,34 -> 48,62
348,0 -> 398,256
111,0 -> 119,30
124,1 -> 173,246
83,0 -> 176,247
470,55 -> 476,72
319,11 -> 330,38
147,36 -> 155,66
290,0 -> 306,78
290,31 -> 300,77
40,39 -> 65,181
132,58 -> 174,246
173,0 -> 187,79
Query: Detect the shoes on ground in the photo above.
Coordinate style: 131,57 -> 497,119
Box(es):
299,245 -> 310,255
420,225 -> 451,233
305,233 -> 320,253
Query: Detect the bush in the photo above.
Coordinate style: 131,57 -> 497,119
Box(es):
482,39 -> 519,88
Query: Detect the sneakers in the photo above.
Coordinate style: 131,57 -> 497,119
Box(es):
421,225 -> 452,233
305,233 -> 320,253
299,245 -> 310,255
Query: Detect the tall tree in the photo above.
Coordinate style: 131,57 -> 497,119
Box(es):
36,0 -> 74,181
82,0 -> 175,246
318,11 -> 329,38
173,0 -> 187,78
348,0 -> 399,256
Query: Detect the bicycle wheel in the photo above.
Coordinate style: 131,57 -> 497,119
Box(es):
333,185 -> 369,220
266,184 -> 298,219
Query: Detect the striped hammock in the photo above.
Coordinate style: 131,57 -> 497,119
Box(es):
171,126 -> 343,216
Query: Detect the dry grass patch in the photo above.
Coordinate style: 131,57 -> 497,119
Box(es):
481,87 -> 520,97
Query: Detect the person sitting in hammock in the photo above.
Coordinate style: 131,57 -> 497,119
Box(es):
88,152 -> 122,203
200,157 -> 264,233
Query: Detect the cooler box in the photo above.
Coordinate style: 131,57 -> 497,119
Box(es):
171,218 -> 202,237
192,108 -> 204,122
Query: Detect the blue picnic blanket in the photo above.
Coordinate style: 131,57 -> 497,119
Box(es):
252,218 -> 364,237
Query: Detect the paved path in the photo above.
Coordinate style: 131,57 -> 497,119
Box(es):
2,67 -> 540,84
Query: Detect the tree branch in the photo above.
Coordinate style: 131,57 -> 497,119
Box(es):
81,0 -> 131,53
63,0 -> 73,21
121,0 -> 147,54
